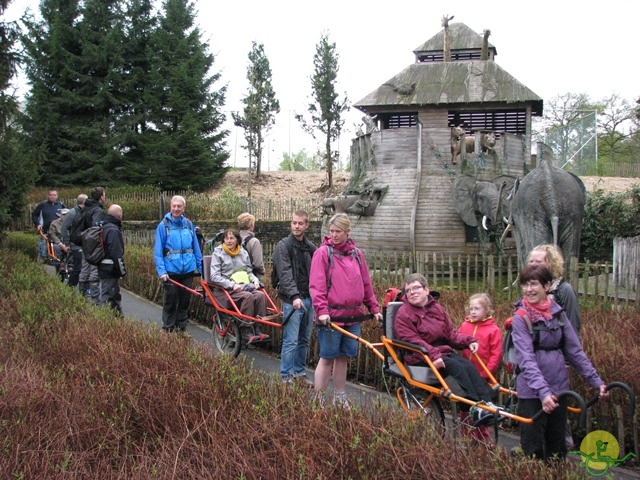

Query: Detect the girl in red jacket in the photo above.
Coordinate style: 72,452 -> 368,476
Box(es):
458,293 -> 502,443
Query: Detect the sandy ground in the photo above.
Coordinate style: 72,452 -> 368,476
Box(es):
209,170 -> 639,199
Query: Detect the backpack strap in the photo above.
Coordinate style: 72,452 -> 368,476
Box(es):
517,308 -> 565,352
325,245 -> 363,291
162,218 -> 195,256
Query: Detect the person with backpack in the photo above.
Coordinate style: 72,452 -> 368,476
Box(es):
309,213 -> 382,408
512,263 -> 608,462
457,292 -> 502,443
154,195 -> 203,333
73,187 -> 106,302
237,212 -> 265,282
272,210 -> 316,385
528,243 -> 581,450
97,205 -> 126,316
61,194 -> 88,288
32,189 -> 65,260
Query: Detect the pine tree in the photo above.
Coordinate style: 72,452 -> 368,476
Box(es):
232,41 -> 280,177
112,0 -> 158,185
21,0 -> 126,185
145,0 -> 228,191
296,33 -> 349,190
0,0 -> 38,230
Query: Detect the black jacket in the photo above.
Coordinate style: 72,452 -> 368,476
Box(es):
81,198 -> 105,231
272,234 -> 316,303
98,214 -> 126,278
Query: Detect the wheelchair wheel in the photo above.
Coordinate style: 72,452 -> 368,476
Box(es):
397,385 -> 446,437
212,312 -> 241,358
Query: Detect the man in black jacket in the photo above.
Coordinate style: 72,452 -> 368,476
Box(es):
61,194 -> 88,288
32,189 -> 65,260
78,187 -> 105,302
272,210 -> 316,385
98,204 -> 126,316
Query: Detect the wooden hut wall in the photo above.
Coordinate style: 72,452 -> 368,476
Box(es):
346,122 -> 528,256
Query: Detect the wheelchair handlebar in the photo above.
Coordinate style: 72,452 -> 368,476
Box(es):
530,390 -> 587,429
585,381 -> 635,418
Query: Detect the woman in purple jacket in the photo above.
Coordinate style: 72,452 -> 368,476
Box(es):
309,213 -> 383,408
513,263 -> 608,461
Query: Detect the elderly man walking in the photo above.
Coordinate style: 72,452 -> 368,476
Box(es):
154,195 -> 203,333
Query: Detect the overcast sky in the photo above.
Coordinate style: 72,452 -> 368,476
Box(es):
7,0 -> 639,170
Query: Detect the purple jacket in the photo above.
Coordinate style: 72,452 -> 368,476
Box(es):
393,296 -> 476,364
309,237 -> 379,325
512,298 -> 603,401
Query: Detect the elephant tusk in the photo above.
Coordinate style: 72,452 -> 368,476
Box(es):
482,216 -> 489,230
500,223 -> 512,244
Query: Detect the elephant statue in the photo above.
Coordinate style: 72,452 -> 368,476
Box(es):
453,174 -> 518,230
507,154 -> 587,270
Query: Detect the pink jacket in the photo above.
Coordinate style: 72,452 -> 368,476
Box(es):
394,296 -> 476,365
309,237 -> 380,325
458,316 -> 502,379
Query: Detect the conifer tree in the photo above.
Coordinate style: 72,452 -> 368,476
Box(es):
232,41 -> 280,177
0,0 -> 37,231
21,0 -> 125,185
296,33 -> 349,189
145,0 -> 228,191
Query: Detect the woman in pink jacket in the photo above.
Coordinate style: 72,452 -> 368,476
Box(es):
309,213 -> 382,408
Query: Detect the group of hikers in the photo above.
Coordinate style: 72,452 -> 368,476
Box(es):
34,190 -> 608,463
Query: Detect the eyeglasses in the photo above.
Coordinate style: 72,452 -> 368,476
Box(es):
405,286 -> 426,294
521,281 -> 542,290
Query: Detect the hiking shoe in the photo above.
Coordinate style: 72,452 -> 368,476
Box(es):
246,333 -> 270,345
333,393 -> 352,410
294,375 -> 314,388
472,402 -> 504,427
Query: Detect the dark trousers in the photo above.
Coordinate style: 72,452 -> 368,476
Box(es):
518,396 -> 568,461
162,274 -> 194,331
441,353 -> 493,403
98,276 -> 123,316
67,248 -> 83,287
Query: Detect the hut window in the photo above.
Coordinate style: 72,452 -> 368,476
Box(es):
381,113 -> 418,129
448,110 -> 527,135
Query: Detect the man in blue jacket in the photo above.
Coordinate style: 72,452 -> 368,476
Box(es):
154,195 -> 203,333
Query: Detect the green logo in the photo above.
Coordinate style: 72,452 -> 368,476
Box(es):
570,430 -> 636,476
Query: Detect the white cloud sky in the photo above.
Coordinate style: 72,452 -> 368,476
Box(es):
8,0 -> 639,170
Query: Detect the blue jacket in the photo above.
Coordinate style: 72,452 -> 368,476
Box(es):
154,213 -> 202,277
512,298 -> 603,401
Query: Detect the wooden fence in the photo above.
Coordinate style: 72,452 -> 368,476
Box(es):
12,194 -> 327,229
125,230 -> 638,305
613,236 -> 640,291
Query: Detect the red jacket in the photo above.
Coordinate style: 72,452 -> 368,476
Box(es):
309,237 -> 379,325
393,296 -> 476,365
457,316 -> 502,379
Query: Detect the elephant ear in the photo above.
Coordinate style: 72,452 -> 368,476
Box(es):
568,172 -> 587,206
452,175 -> 479,227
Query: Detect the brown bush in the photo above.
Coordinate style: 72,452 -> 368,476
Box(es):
0,250 -> 585,479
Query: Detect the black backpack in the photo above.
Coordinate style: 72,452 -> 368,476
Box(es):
81,222 -> 106,265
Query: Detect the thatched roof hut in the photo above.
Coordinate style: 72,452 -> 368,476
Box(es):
329,21 -> 543,261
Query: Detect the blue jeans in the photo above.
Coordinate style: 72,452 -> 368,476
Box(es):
280,297 -> 314,379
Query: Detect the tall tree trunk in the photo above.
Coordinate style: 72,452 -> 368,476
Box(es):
326,135 -> 333,190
